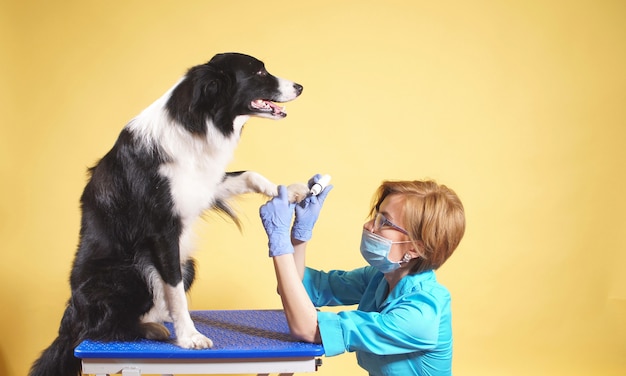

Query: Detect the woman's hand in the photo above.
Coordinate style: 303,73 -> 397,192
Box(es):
292,174 -> 333,241
259,185 -> 296,257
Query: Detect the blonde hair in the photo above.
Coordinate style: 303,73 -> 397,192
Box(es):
368,180 -> 465,273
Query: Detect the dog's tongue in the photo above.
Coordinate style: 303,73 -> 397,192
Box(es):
251,99 -> 285,115
269,102 -> 285,115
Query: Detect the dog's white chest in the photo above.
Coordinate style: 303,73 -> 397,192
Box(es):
161,156 -> 222,221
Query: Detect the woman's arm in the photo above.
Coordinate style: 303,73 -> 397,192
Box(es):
291,175 -> 332,280
273,253 -> 321,343
259,180 -> 332,344
292,237 -> 307,279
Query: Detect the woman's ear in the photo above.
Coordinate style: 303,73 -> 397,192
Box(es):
409,240 -> 425,259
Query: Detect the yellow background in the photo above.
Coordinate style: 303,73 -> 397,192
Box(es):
1,1 -> 625,375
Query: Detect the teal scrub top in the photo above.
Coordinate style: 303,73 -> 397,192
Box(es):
302,266 -> 453,376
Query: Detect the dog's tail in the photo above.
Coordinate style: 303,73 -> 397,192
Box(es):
29,305 -> 82,376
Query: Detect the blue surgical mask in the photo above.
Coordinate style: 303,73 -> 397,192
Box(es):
360,229 -> 411,274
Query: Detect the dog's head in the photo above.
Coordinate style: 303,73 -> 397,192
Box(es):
167,53 -> 303,136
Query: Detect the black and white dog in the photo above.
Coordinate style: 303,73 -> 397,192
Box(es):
30,53 -> 308,376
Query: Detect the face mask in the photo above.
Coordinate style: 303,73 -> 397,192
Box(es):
360,229 -> 411,274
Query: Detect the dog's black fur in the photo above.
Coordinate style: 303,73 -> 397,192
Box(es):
30,53 -> 307,376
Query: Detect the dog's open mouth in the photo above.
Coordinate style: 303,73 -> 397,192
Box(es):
250,99 -> 287,118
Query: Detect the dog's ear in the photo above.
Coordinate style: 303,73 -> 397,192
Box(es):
190,64 -> 231,109
167,64 -> 233,135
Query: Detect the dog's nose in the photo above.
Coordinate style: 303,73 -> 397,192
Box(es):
294,83 -> 303,96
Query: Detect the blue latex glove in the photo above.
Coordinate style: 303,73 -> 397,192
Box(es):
292,174 -> 333,241
259,185 -> 296,257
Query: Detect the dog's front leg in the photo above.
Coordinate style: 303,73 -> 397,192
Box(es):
163,282 -> 213,349
152,236 -> 213,349
217,171 -> 309,203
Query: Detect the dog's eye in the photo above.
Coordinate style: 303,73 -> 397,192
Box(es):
256,70 -> 268,77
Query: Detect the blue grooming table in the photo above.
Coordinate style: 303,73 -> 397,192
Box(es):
74,310 -> 324,375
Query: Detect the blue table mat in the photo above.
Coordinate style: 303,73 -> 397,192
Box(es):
74,310 -> 324,359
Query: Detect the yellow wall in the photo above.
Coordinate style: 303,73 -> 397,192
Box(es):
2,1 -> 625,375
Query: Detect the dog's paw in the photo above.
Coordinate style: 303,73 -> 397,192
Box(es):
177,332 -> 214,349
287,183 -> 309,203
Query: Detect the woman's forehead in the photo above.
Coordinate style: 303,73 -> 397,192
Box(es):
378,194 -> 406,218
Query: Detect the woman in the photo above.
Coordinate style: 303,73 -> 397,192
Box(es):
259,176 -> 465,376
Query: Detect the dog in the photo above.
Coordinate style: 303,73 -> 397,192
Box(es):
29,52 -> 308,376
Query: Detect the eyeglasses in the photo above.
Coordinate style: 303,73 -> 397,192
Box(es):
372,212 -> 409,235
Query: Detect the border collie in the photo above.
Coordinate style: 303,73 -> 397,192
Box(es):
30,52 -> 308,376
